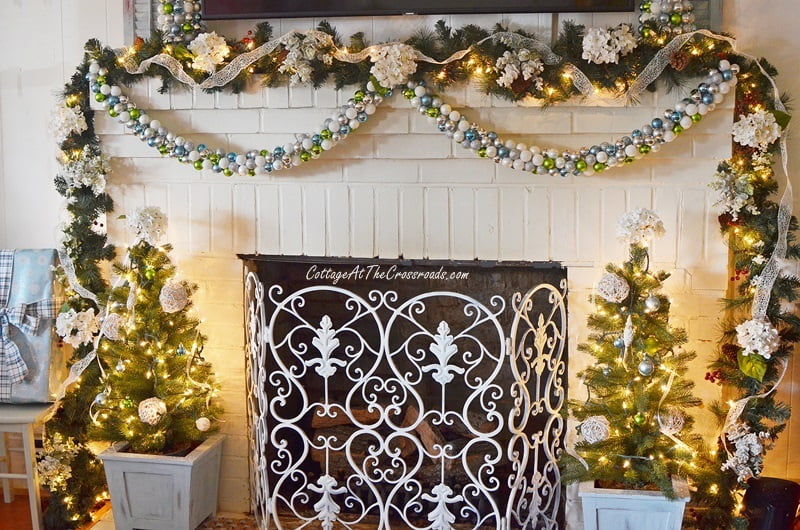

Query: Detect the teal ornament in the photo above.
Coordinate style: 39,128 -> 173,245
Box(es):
613,337 -> 625,349
176,344 -> 188,356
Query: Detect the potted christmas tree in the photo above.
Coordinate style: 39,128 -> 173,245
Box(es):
559,209 -> 710,530
91,206 -> 223,530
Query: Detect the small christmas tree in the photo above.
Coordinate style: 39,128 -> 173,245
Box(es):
559,208 -> 705,497
88,206 -> 221,453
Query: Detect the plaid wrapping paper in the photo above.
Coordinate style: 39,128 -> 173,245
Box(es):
0,249 -> 60,402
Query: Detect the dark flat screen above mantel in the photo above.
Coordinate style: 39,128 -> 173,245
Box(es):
202,0 -> 635,20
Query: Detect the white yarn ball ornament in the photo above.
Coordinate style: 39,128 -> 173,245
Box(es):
159,281 -> 188,313
102,312 -> 123,341
596,273 -> 630,303
138,397 -> 167,426
195,417 -> 211,432
658,407 -> 685,436
580,415 -> 611,444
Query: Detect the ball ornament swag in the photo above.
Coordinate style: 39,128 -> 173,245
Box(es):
596,273 -> 630,303
102,312 -> 123,341
580,415 -> 611,444
138,397 -> 168,425
159,280 -> 189,313
195,417 -> 211,432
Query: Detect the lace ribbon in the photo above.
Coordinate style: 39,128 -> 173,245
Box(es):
655,369 -> 685,447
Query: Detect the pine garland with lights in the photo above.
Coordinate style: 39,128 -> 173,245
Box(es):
87,239 -> 221,454
559,236 -> 706,499
41,44 -> 116,529
694,53 -> 797,530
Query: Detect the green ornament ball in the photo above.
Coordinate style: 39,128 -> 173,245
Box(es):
96,75 -> 107,85
299,151 -> 311,162
634,412 -> 646,425
182,22 -> 193,32
691,113 -> 702,123
354,90 -> 365,102
193,160 -> 203,170
163,2 -> 174,14
108,109 -> 119,118
403,88 -> 415,99
94,93 -> 106,103
542,157 -> 555,170
478,147 -> 487,158
129,108 -> 141,120
670,13 -> 682,25
144,267 -> 156,280
320,129 -> 333,140
575,160 -> 588,171
644,336 -> 660,354
593,162 -> 606,173
638,144 -> 651,154
223,168 -> 233,176
426,107 -> 440,118
673,123 -> 684,134
311,145 -> 323,155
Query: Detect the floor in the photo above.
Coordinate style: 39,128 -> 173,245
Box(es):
0,493 -> 258,530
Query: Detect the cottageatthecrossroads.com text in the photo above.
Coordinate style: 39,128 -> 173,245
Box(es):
305,264 -> 470,284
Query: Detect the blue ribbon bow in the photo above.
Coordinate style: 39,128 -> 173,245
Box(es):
0,250 -> 58,401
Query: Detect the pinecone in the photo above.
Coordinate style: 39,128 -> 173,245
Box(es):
669,51 -> 690,71
721,343 -> 740,362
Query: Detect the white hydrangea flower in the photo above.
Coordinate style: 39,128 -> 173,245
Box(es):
721,421 -> 770,483
37,434 -> 81,492
56,307 -> 101,348
278,31 -> 334,85
50,103 -> 88,144
709,165 -> 758,221
57,145 -> 110,195
582,24 -> 638,65
616,208 -> 666,245
736,317 -> 780,359
494,49 -> 544,91
732,110 -> 781,150
128,205 -> 168,245
188,32 -> 231,74
369,43 -> 418,89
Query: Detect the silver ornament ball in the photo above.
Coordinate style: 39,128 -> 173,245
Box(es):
638,356 -> 656,376
645,294 -> 661,311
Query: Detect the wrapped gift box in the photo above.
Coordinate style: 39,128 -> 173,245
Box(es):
0,249 -> 64,403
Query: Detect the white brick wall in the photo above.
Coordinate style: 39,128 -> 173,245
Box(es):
97,73 -> 733,512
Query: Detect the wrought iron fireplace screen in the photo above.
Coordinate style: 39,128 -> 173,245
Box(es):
241,256 -> 567,529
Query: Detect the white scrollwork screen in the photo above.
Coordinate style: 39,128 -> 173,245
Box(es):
243,258 -> 567,529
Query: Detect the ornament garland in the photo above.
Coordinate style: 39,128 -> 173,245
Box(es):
88,54 -> 736,177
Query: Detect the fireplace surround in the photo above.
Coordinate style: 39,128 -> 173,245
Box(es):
242,255 -> 567,528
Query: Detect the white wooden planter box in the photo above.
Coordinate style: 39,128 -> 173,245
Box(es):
579,476 -> 690,530
99,434 -> 225,530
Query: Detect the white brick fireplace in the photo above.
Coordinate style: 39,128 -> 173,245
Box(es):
89,13 -> 732,515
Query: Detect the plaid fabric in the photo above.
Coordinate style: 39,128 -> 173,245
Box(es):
0,250 -> 58,401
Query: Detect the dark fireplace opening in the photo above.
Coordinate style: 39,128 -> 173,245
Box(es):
242,256 -> 567,529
